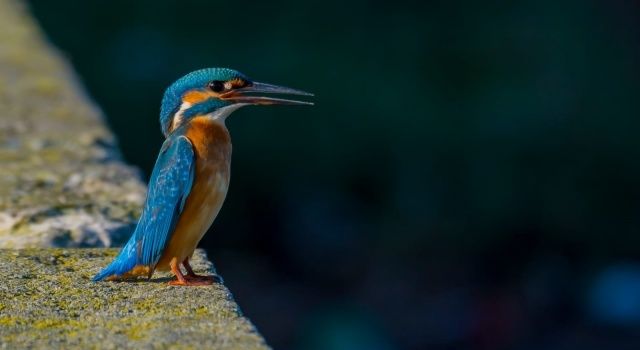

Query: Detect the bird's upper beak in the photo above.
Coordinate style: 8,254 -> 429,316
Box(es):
220,82 -> 314,106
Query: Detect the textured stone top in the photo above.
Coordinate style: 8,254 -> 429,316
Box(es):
0,1 -> 269,349
0,248 -> 269,350
0,0 -> 146,248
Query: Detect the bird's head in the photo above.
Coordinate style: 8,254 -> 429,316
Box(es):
159,68 -> 313,136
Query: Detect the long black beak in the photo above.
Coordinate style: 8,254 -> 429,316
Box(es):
220,82 -> 314,106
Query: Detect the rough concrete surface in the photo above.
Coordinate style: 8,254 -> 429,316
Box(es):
0,248 -> 270,350
0,0 -> 146,248
0,0 -> 270,348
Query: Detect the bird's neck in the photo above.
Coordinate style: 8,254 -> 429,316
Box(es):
183,116 -> 232,161
172,103 -> 244,133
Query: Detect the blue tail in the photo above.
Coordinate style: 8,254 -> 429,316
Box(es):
93,236 -> 139,281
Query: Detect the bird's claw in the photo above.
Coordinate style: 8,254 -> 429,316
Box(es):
167,273 -> 221,286
185,274 -> 215,282
168,278 -> 213,286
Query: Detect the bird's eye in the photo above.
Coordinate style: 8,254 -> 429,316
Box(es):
208,80 -> 225,92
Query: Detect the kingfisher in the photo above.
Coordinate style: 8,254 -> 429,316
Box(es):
93,68 -> 312,286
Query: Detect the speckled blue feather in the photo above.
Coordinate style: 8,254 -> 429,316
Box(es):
159,68 -> 248,136
93,132 -> 195,281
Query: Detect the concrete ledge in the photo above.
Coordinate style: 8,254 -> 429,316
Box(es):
0,1 -> 270,348
0,0 -> 146,248
0,248 -> 269,349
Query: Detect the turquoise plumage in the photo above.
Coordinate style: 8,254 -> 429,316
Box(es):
94,67 -> 312,286
93,133 -> 194,281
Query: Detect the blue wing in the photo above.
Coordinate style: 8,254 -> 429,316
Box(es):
93,135 -> 195,281
136,135 -> 195,267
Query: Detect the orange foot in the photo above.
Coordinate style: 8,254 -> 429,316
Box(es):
168,278 -> 214,286
186,273 -> 217,283
167,257 -> 221,286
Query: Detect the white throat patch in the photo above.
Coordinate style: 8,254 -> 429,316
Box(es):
206,103 -> 248,124
171,102 -> 247,131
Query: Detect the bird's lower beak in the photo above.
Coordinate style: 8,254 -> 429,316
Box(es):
220,82 -> 314,106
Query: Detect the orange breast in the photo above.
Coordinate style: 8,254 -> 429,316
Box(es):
155,116 -> 232,270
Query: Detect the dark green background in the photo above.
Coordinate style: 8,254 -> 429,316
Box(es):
28,0 -> 640,349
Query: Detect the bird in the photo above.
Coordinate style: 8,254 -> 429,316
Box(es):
93,68 -> 312,286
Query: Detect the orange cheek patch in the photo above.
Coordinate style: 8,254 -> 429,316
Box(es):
182,89 -> 219,104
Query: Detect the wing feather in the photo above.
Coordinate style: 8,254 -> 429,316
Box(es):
134,135 -> 195,267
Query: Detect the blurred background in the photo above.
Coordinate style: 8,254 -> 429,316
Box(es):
27,0 -> 640,349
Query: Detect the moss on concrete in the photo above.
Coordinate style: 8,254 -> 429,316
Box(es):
0,0 -> 146,248
0,248 -> 270,349
0,2 -> 270,349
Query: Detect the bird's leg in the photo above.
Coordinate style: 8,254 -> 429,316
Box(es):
182,258 -> 216,284
168,257 -> 188,286
168,257 -> 212,286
